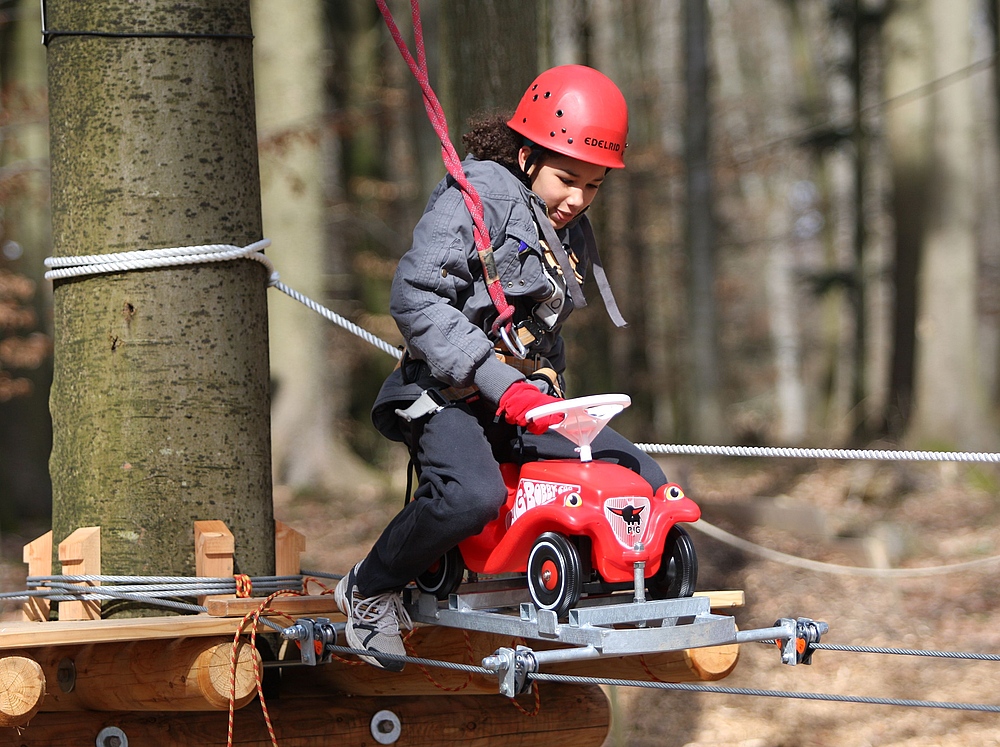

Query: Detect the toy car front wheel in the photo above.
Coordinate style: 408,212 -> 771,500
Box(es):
646,525 -> 698,599
415,547 -> 465,600
527,532 -> 582,617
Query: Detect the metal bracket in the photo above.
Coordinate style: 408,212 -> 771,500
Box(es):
281,617 -> 341,665
482,646 -> 537,697
776,617 -> 829,666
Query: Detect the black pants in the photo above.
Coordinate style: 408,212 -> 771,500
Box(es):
355,399 -> 668,596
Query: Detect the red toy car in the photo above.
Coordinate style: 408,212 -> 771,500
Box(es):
416,395 -> 701,616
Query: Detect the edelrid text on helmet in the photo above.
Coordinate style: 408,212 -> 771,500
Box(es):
508,65 -> 629,169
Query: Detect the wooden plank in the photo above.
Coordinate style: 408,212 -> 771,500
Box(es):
0,656 -> 45,727
194,521 -> 235,606
1,684 -> 610,747
695,589 -> 745,607
21,531 -> 52,622
274,520 -> 306,576
56,527 -> 100,621
0,615 -> 276,650
205,595 -> 342,617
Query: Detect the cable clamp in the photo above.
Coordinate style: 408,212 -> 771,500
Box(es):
776,617 -> 829,666
483,646 -> 537,697
281,617 -> 341,665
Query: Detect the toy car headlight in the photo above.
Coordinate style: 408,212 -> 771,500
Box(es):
564,492 -> 583,507
666,485 -> 685,501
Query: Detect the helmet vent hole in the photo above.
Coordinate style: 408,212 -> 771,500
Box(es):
549,131 -> 556,137
532,94 -> 538,101
544,91 -> 552,98
555,109 -> 563,117
561,128 -> 567,133
567,138 -> 573,144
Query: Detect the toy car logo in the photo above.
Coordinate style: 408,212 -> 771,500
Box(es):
604,496 -> 650,547
510,478 -> 583,525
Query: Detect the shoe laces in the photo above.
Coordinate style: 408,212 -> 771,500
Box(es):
352,590 -> 413,634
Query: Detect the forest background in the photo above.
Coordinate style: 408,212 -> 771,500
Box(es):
2,1 -> 1000,745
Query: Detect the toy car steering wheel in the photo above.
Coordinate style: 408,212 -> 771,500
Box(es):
525,394 -> 631,462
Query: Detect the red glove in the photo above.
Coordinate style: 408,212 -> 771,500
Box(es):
497,381 -> 563,435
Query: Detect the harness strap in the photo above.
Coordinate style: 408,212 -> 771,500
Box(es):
580,218 -> 628,328
531,200 -> 588,310
531,201 -> 628,329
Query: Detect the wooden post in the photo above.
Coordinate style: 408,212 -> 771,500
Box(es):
21,531 -> 52,622
194,521 -> 234,606
274,521 -> 305,577
56,527 -> 100,621
0,656 -> 45,728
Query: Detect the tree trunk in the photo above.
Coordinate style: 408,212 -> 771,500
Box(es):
253,0 -> 376,495
0,0 -> 53,523
440,0 -> 539,134
46,0 -> 274,585
908,0 -> 992,448
684,0 -> 727,443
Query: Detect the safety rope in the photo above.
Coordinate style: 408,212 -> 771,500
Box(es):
637,442 -> 1000,463
374,0 -> 515,335
43,241 -> 402,359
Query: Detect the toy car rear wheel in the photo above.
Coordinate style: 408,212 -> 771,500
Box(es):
527,532 -> 582,617
415,547 -> 465,600
646,525 -> 698,599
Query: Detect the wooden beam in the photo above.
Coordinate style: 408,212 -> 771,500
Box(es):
56,527 -> 100,621
10,637 -> 258,712
2,684 -> 610,746
194,521 -> 235,606
274,520 -> 305,577
0,656 -> 45,728
21,531 -> 52,622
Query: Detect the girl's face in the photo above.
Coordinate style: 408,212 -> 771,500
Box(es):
519,147 -> 607,230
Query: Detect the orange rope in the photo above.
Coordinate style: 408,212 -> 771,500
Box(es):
227,589 -> 305,747
234,573 -> 253,598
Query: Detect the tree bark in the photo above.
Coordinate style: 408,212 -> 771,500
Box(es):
46,0 -> 274,585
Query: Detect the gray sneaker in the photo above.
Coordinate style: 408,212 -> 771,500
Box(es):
334,562 -> 412,671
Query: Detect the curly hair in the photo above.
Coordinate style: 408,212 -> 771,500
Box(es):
461,111 -> 522,168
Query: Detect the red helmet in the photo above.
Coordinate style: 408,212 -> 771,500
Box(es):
508,65 -> 628,169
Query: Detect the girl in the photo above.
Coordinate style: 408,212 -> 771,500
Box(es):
336,65 -> 669,670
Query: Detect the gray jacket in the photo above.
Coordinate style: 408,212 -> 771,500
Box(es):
372,156 -> 590,440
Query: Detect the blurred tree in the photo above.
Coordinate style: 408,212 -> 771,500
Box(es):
885,0 -> 993,449
0,0 -> 53,525
46,0 -> 274,585
253,0 -> 383,497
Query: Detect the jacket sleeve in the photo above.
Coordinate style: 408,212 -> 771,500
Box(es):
389,181 -> 524,404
